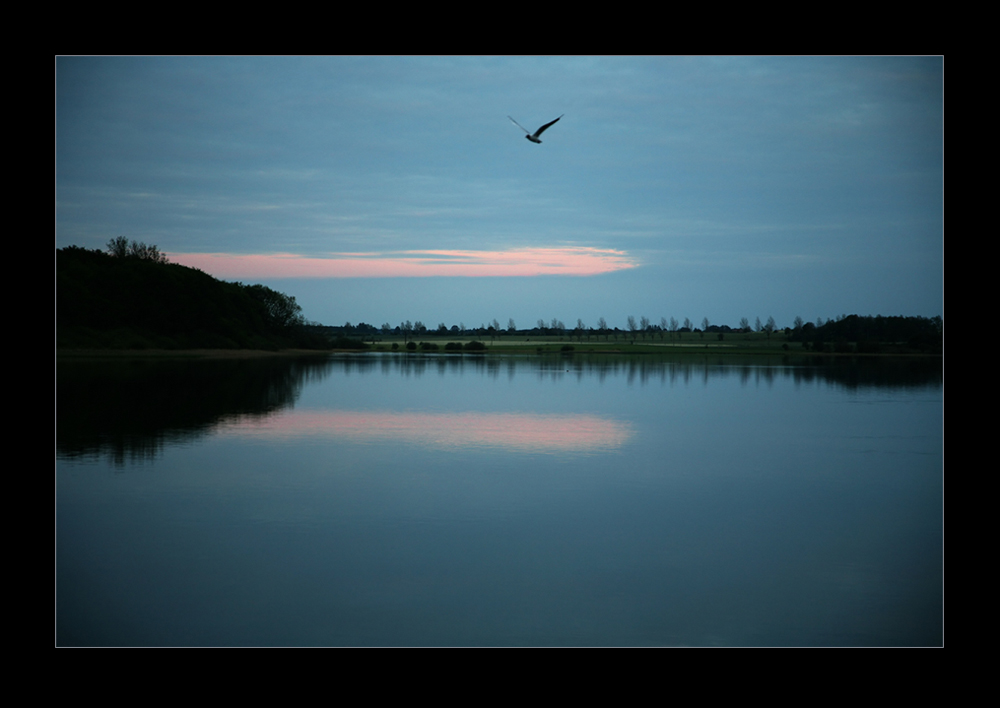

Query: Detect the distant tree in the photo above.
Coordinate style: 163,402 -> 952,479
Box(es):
107,236 -> 130,258
702,316 -> 710,331
640,316 -> 650,341
627,315 -> 638,343
740,317 -> 750,332
130,241 -> 168,263
669,317 -> 679,339
764,316 -> 776,340
597,317 -> 608,340
437,323 -> 448,334
401,320 -> 413,343
755,317 -> 763,333
107,236 -> 169,264
244,284 -> 304,329
683,317 -> 693,331
507,318 -> 516,333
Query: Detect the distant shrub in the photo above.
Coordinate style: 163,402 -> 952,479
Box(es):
419,341 -> 439,351
444,342 -> 464,351
406,341 -> 417,351
330,337 -> 368,350
464,341 -> 487,351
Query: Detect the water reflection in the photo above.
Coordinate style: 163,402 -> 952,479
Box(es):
57,353 -> 940,465
217,409 -> 633,454
57,352 -> 942,646
56,355 -> 333,464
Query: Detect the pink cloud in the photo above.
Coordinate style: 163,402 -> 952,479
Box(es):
166,247 -> 638,279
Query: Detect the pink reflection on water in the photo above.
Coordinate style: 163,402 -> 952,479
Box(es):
218,410 -> 633,454
167,247 -> 638,279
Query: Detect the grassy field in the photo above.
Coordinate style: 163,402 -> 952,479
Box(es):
59,332 -> 936,358
357,331 -> 927,356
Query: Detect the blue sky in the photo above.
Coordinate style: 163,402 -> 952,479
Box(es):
56,56 -> 943,330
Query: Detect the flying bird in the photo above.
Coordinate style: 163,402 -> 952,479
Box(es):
508,114 -> 564,144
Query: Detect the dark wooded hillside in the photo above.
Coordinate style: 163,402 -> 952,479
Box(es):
57,244 -> 327,350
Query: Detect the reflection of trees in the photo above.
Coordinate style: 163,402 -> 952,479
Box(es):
329,353 -> 939,392
57,355 -> 334,465
518,353 -> 941,391
58,353 -> 941,466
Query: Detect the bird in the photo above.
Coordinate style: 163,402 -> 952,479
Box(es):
508,114 -> 564,144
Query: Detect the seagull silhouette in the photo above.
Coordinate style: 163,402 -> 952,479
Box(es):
508,114 -> 564,144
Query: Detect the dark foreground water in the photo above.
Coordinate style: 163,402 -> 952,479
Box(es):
57,353 -> 942,646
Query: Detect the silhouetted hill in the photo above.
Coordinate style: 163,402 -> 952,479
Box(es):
57,246 -> 327,350
791,314 -> 942,354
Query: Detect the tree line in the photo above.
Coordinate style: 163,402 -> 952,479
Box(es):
58,238 -> 941,355
57,240 -> 326,350
334,313 -> 941,353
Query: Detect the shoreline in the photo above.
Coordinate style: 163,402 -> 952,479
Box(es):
56,346 -> 941,359
56,348 -> 334,360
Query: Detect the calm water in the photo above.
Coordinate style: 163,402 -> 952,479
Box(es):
57,354 -> 942,646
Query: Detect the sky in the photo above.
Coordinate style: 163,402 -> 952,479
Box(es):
56,56 -> 943,331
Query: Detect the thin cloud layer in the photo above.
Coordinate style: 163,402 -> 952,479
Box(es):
218,409 -> 634,454
168,247 -> 638,279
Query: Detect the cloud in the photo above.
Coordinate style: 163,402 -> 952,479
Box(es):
168,247 -> 639,279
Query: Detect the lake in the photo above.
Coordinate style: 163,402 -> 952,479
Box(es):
56,353 -> 942,646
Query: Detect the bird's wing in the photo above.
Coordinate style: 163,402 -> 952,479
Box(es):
508,116 -> 531,134
533,114 -> 564,137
